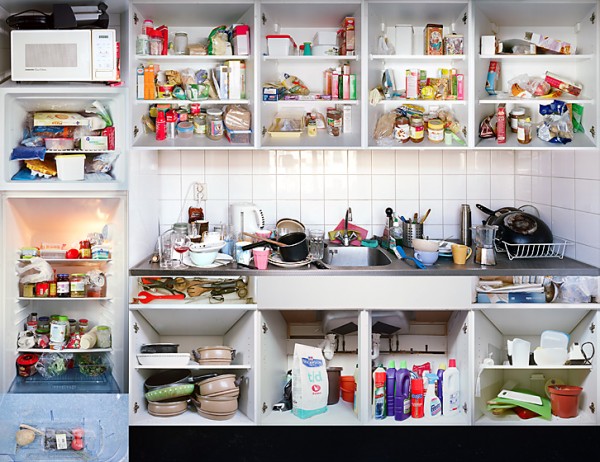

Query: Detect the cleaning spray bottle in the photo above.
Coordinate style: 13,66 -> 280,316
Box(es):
436,362 -> 446,414
394,360 -> 411,421
386,360 -> 396,418
442,358 -> 459,417
424,379 -> 441,418
373,364 -> 386,419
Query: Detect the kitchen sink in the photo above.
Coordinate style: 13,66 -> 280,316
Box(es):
322,246 -> 392,267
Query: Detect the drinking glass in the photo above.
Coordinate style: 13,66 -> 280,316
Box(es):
309,229 -> 325,259
172,229 -> 191,267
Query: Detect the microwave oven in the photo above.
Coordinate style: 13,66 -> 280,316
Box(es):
11,29 -> 118,82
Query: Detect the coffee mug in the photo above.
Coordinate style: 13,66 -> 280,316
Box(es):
413,250 -> 439,266
451,244 -> 472,265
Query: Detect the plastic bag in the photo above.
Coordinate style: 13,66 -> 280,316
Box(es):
508,74 -> 553,98
373,112 -> 396,141
537,100 -> 573,144
208,25 -> 231,55
551,276 -> 597,303
84,101 -> 113,127
35,353 -> 72,378
281,73 -> 310,96
85,152 -> 119,174
16,257 -> 54,284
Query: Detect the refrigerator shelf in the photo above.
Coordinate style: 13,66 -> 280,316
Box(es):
18,297 -> 112,301
9,368 -> 120,393
17,348 -> 112,354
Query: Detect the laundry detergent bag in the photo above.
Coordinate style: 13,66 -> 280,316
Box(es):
292,343 -> 328,419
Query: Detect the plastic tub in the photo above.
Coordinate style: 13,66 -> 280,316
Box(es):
266,34 -> 297,56
55,154 -> 85,181
340,375 -> 355,403
548,385 -> 583,418
176,121 -> 194,139
44,138 -> 74,150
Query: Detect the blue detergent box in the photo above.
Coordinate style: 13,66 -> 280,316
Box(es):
477,292 -> 546,304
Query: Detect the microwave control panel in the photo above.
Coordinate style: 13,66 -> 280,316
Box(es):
92,29 -> 118,81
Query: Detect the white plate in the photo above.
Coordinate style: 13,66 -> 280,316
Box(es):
268,253 -> 312,268
136,353 -> 191,366
183,253 -> 233,268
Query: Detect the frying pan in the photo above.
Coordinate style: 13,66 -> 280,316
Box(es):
476,204 -> 520,225
493,210 -> 553,245
144,370 -> 217,402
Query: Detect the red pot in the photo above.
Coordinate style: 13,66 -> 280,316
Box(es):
548,385 -> 583,418
16,353 -> 39,377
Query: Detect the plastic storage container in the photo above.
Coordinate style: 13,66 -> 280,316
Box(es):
55,154 -> 85,181
44,138 -> 75,150
176,121 -> 194,139
266,35 -> 297,56
225,127 -> 251,144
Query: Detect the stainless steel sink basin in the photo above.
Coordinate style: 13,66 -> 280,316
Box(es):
322,246 -> 392,267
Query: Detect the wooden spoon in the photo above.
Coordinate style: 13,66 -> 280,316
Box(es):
242,232 -> 286,247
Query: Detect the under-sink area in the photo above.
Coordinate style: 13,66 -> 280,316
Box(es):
322,246 -> 392,267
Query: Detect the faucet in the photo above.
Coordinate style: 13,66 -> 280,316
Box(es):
342,207 -> 354,246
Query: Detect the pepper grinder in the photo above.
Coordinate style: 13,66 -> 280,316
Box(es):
460,204 -> 472,247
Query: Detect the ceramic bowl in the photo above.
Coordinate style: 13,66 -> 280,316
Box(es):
194,346 -> 235,365
188,241 -> 226,266
191,395 -> 238,414
412,238 -> 440,252
196,374 -> 239,397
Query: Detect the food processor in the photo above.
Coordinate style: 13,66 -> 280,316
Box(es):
473,224 -> 498,265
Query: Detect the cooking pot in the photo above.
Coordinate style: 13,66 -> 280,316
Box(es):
190,398 -> 237,420
191,395 -> 239,414
192,346 -> 236,365
493,210 -> 553,245
146,397 -> 189,417
196,374 -> 242,397
144,370 -> 217,402
277,231 -> 309,262
140,343 -> 179,354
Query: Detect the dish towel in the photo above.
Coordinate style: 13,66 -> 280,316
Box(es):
328,220 -> 369,246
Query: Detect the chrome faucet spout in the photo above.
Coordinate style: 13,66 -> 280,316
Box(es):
342,207 -> 353,246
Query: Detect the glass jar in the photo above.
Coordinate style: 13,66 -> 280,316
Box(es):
517,117 -> 533,144
26,321 -> 37,332
79,240 -> 91,259
49,272 -> 57,297
394,115 -> 410,143
23,283 -> 35,298
509,107 -> 526,133
136,34 -> 149,55
96,326 -> 112,349
193,113 -> 207,135
69,274 -> 86,298
427,118 -> 445,143
56,274 -> 70,298
206,109 -> 224,141
174,32 -> 188,55
149,37 -> 163,56
143,19 -> 154,35
78,319 -> 89,335
69,319 -> 77,337
326,108 -> 342,136
37,316 -> 50,335
410,115 -> 425,143
35,282 -> 49,297
50,318 -> 67,343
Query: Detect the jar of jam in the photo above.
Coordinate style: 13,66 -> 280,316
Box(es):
70,274 -> 86,298
35,281 -> 49,297
427,118 -> 445,143
517,117 -> 533,144
410,115 -> 425,143
193,114 -> 206,135
96,326 -> 112,348
69,319 -> 78,337
206,109 -> 224,141
56,274 -> 70,297
394,115 -> 410,143
79,240 -> 91,259
509,107 -> 526,133
36,316 -> 50,335
78,319 -> 89,335
26,320 -> 37,332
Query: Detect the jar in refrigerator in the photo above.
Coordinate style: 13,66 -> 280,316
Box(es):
427,118 -> 445,143
193,113 -> 206,135
69,319 -> 77,337
95,326 -> 112,348
50,319 -> 67,343
69,274 -> 86,298
509,107 -> 526,133
26,321 -> 37,332
174,32 -> 188,55
206,109 -> 224,140
23,283 -> 35,298
410,115 -> 425,143
136,34 -> 149,55
56,274 -> 70,297
49,274 -> 57,297
393,115 -> 410,142
79,240 -> 91,259
78,319 -> 89,335
36,316 -> 50,335
30,312 -> 37,323
35,282 -> 49,297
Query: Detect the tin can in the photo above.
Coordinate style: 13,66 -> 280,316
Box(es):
23,283 -> 35,298
35,282 -> 49,297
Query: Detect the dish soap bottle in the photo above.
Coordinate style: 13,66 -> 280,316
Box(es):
373,365 -> 386,419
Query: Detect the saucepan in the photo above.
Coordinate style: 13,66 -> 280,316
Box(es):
241,231 -> 309,262
144,369 -> 217,402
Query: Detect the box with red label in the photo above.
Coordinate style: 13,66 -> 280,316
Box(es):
496,104 -> 506,144
544,72 -> 582,97
524,31 -> 575,55
339,17 -> 355,56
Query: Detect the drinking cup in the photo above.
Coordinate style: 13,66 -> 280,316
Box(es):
252,247 -> 271,270
235,241 -> 253,265
309,229 -> 325,259
451,244 -> 472,265
413,250 -> 439,266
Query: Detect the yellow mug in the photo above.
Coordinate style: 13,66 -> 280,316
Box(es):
452,244 -> 472,265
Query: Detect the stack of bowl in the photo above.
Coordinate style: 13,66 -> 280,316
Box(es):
192,345 -> 236,365
191,374 -> 241,420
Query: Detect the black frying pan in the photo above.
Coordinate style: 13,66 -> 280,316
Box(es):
476,204 -> 520,225
493,211 -> 553,245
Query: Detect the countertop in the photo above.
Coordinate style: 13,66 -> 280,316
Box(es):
130,244 -> 600,277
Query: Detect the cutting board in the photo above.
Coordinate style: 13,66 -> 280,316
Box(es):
493,388 -> 552,420
329,220 -> 368,246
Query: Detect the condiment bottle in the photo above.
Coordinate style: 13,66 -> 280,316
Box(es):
308,114 -> 317,137
56,273 -> 70,298
517,117 -> 532,144
155,110 -> 167,141
410,115 -> 424,143
79,240 -> 91,259
394,115 -> 410,143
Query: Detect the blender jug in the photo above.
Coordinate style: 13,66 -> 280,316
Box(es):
473,224 -> 498,265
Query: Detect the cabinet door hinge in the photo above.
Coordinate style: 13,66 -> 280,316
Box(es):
462,323 -> 468,334
590,126 -> 595,139
591,12 -> 595,25
262,13 -> 267,26
133,125 -> 139,139
262,322 -> 269,334
262,126 -> 267,137
133,323 -> 139,333
462,126 -> 467,138
133,13 -> 138,25
133,402 -> 139,414
462,13 -> 467,25
262,402 -> 268,413
590,402 -> 595,414
462,402 -> 468,414
590,322 -> 596,334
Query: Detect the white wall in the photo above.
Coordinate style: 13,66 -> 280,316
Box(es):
0,6 -> 10,83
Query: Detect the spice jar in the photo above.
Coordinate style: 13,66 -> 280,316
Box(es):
78,319 -> 89,335
427,118 -> 445,143
394,115 -> 410,143
70,274 -> 86,298
517,117 -> 533,144
174,32 -> 188,55
206,109 -> 224,141
509,107 -> 526,133
56,273 -> 70,298
95,326 -> 112,349
410,115 -> 425,143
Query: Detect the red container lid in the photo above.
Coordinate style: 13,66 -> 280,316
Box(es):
234,24 -> 250,35
265,34 -> 297,47
411,378 -> 424,393
449,358 -> 456,367
17,353 -> 39,366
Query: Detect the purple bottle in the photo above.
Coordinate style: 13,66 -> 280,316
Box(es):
394,360 -> 411,421
436,363 -> 446,414
386,360 -> 396,418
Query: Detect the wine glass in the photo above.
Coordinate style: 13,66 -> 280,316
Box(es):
172,230 -> 191,267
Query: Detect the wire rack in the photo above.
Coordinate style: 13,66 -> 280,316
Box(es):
495,239 -> 573,260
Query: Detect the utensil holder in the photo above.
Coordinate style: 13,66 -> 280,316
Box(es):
402,222 -> 423,248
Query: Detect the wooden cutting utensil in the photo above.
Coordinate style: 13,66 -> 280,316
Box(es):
242,232 -> 286,247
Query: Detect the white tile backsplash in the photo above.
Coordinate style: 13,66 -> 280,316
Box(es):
155,149 -> 600,262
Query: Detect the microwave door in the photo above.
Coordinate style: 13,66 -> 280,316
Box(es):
11,30 -> 92,82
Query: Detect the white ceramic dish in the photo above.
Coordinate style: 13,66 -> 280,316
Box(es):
184,252 -> 232,268
533,348 -> 568,366
188,241 -> 226,266
136,353 -> 191,367
268,253 -> 312,268
412,238 -> 440,252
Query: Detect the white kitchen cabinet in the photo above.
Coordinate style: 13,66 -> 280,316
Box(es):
129,1 -> 257,150
1,193 -> 128,394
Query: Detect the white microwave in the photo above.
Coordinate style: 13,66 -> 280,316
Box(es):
11,29 -> 118,82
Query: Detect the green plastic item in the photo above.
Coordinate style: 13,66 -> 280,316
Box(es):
398,360 -> 407,369
388,360 -> 396,369
493,388 -> 551,420
145,384 -> 194,402
361,239 -> 378,248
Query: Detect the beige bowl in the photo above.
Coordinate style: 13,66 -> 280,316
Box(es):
412,238 -> 440,252
194,346 -> 235,365
196,374 -> 240,396
194,387 -> 240,400
191,395 -> 238,414
194,407 -> 236,421
146,397 -> 189,417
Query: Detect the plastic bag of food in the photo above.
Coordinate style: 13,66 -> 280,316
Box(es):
208,25 -> 232,55
552,276 -> 597,303
537,100 -> 573,144
84,101 -> 113,127
373,112 -> 396,140
571,103 -> 584,133
85,152 -> 119,174
508,74 -> 554,98
224,105 -> 251,131
281,73 -> 310,96
35,353 -> 72,378
16,256 -> 54,283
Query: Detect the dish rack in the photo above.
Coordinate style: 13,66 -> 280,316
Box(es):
495,239 -> 573,260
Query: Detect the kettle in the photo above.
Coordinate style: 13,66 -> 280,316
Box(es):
229,203 -> 265,237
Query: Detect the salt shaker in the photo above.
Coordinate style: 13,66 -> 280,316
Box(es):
460,204 -> 472,247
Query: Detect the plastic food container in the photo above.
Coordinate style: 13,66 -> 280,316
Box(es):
77,353 -> 111,377
176,121 -> 194,139
266,34 -> 297,56
137,353 -> 191,367
44,138 -> 75,150
225,127 -> 251,144
55,154 -> 85,181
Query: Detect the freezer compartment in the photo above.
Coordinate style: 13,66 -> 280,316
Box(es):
474,309 -> 598,425
2,93 -> 127,189
259,309 -> 363,425
129,306 -> 256,426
